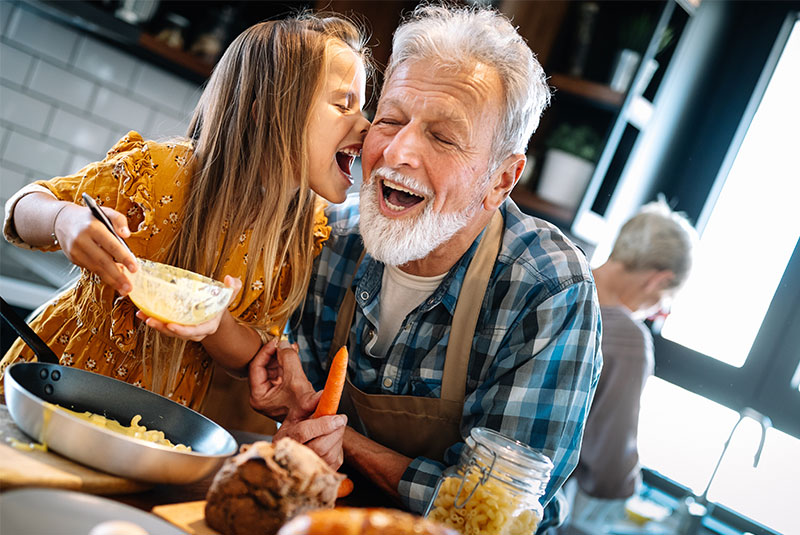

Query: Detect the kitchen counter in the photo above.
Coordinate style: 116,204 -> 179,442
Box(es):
0,401 -> 394,534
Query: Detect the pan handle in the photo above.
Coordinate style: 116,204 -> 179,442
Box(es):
0,297 -> 59,364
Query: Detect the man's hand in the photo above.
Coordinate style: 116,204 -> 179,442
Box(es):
274,414 -> 348,470
248,340 -> 318,421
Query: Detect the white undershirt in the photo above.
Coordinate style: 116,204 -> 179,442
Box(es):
366,265 -> 446,357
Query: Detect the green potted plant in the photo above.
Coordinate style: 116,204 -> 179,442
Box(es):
536,123 -> 602,209
610,14 -> 675,93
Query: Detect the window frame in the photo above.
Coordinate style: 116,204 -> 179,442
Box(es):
651,10 -> 800,440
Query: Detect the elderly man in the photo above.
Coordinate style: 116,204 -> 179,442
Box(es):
561,200 -> 696,532
250,3 -> 602,528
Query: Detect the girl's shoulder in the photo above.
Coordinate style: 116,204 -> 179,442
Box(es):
106,131 -> 194,169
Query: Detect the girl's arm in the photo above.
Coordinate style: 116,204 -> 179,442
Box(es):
14,192 -> 138,293
201,307 -> 263,370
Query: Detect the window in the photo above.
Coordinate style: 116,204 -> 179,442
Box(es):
643,10 -> 800,534
660,17 -> 800,367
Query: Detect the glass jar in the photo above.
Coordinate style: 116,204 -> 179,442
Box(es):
424,427 -> 553,535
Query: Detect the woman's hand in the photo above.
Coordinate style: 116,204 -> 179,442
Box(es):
135,275 -> 242,341
55,203 -> 138,294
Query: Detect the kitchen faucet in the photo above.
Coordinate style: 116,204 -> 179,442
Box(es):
679,407 -> 772,535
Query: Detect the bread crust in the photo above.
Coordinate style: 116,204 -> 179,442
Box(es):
205,439 -> 345,535
277,507 -> 460,535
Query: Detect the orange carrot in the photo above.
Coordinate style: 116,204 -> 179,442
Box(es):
336,476 -> 354,498
311,345 -> 348,418
312,346 -> 352,498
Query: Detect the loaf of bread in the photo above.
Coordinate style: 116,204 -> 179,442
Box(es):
205,439 -> 345,535
277,507 -> 460,535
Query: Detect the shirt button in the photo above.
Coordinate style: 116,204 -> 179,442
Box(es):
383,377 -> 393,388
367,328 -> 376,340
360,291 -> 370,300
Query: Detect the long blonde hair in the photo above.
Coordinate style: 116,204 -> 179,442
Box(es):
145,14 -> 371,394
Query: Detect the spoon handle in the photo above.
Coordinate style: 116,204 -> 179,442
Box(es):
81,193 -> 135,258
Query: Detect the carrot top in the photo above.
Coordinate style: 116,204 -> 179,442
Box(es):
311,345 -> 348,418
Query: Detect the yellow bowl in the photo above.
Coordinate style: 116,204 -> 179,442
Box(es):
128,260 -> 232,325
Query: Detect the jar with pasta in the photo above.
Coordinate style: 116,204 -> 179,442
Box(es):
424,427 -> 553,535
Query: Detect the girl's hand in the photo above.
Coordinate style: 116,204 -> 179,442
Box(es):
135,275 -> 242,342
55,203 -> 138,295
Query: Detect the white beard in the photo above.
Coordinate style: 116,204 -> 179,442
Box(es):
359,167 -> 480,266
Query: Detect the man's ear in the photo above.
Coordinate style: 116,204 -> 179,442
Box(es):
483,153 -> 526,210
645,270 -> 676,292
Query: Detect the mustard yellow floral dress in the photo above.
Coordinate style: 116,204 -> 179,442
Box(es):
0,132 -> 330,411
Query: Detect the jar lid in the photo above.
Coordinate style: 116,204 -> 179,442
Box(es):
465,427 -> 553,495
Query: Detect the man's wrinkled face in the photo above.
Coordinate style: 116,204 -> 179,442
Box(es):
359,59 -> 504,266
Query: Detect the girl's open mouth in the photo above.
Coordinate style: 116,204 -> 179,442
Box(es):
336,147 -> 360,177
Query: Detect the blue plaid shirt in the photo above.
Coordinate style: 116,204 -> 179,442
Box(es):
291,193 -> 602,515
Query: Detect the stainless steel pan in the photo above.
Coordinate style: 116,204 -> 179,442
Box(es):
1,297 -> 237,484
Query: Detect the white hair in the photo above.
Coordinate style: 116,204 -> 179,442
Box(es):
610,198 -> 698,288
385,3 -> 550,164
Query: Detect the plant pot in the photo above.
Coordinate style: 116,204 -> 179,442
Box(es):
536,149 -> 595,210
609,48 -> 659,94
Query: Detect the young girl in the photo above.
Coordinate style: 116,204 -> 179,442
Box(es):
0,13 -> 371,428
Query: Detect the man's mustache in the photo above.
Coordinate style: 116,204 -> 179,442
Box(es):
369,167 -> 433,198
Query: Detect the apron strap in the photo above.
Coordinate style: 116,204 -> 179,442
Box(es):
329,249 -> 366,360
330,210 -> 504,402
440,211 -> 504,402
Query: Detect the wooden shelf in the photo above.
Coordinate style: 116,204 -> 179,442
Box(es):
510,188 -> 575,226
138,33 -> 214,79
550,73 -> 624,109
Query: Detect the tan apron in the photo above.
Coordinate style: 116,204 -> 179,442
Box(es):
199,365 -> 277,436
329,211 -> 504,461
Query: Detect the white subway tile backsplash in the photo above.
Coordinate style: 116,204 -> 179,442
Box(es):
0,43 -> 34,85
132,63 -> 197,115
1,2 -> 15,36
92,86 -> 153,134
0,164 -> 29,199
5,7 -> 79,65
50,108 -> 113,155
148,109 -> 189,138
183,86 -> 202,117
28,60 -> 96,110
74,37 -> 138,88
3,131 -> 71,178
0,85 -> 52,133
67,152 -> 96,176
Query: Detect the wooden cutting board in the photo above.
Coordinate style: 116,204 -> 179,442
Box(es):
0,404 -> 150,494
152,500 -> 219,535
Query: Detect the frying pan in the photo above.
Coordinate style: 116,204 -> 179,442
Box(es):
1,297 -> 237,484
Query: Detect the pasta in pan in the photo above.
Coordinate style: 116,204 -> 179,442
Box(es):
428,472 -> 541,535
49,402 -> 191,451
